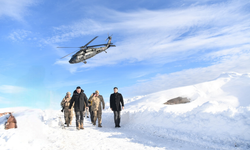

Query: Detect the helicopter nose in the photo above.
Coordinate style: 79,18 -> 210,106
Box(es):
69,58 -> 75,64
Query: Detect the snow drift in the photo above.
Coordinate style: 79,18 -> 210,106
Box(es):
120,72 -> 250,149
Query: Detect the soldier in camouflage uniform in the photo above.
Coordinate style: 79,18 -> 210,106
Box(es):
61,92 -> 72,127
91,90 -> 105,127
88,93 -> 95,123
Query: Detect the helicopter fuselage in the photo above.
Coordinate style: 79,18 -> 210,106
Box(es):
69,46 -> 107,64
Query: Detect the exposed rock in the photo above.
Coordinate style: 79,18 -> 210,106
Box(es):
164,97 -> 190,105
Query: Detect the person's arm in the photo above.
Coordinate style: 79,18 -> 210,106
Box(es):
69,96 -> 74,109
110,94 -> 112,111
84,94 -> 89,107
61,98 -> 65,112
88,95 -> 93,105
101,96 -> 105,109
61,98 -> 65,107
120,94 -> 124,110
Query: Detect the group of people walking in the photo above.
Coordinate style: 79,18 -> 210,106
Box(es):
60,86 -> 124,130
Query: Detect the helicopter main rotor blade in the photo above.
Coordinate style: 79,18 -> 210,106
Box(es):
60,49 -> 79,59
59,36 -> 98,59
81,36 -> 98,48
87,44 -> 108,47
57,47 -> 81,48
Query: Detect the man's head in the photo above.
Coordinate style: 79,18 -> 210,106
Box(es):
76,86 -> 81,94
95,90 -> 99,96
114,87 -> 118,93
66,92 -> 71,98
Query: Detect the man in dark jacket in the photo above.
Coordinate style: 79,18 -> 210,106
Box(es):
69,86 -> 88,130
110,87 -> 124,128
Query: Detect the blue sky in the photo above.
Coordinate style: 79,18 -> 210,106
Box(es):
0,0 -> 250,109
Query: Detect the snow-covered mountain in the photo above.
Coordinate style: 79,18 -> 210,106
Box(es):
0,72 -> 249,150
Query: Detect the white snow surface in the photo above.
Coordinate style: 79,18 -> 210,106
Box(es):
0,72 -> 250,150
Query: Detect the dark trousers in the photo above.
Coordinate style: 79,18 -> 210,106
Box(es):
89,106 -> 94,123
75,111 -> 84,127
113,111 -> 121,126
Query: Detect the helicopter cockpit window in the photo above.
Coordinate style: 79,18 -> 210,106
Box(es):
73,56 -> 79,61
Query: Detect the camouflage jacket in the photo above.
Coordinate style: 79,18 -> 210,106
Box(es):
61,96 -> 74,111
91,95 -> 105,111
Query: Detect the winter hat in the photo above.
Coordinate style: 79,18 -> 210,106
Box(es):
114,87 -> 118,89
66,92 -> 71,95
76,86 -> 81,89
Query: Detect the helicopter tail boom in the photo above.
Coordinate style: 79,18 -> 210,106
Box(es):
108,45 -> 116,47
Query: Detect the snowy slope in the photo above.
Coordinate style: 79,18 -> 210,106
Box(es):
121,72 -> 250,149
0,72 -> 250,150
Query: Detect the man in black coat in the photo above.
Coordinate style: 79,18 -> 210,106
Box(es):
110,87 -> 124,128
69,86 -> 88,130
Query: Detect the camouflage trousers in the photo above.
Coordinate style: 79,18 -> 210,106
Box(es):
64,109 -> 72,125
93,110 -> 102,125
70,111 -> 74,124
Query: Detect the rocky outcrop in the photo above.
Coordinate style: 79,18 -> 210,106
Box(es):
164,97 -> 190,105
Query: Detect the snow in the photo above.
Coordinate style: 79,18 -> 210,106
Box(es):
0,72 -> 250,150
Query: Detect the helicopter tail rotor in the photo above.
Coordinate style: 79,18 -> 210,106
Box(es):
105,33 -> 113,41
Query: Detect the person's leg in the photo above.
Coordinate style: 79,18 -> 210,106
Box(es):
117,111 -> 121,127
75,111 -> 80,129
64,111 -> 67,124
97,110 -> 102,127
93,111 -> 97,125
86,107 -> 89,117
65,111 -> 70,127
79,110 -> 84,129
80,110 -> 84,124
113,111 -> 118,127
91,109 -> 94,123
68,111 -> 72,127
70,110 -> 74,125
89,106 -> 92,120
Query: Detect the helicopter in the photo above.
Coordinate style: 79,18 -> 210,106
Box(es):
58,35 -> 115,64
